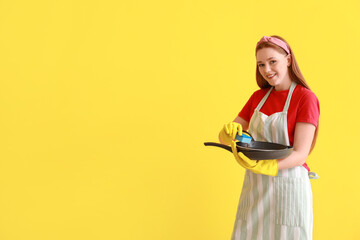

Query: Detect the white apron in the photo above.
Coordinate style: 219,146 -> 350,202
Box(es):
231,82 -> 314,240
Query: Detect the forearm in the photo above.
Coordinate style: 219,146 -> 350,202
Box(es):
277,122 -> 316,170
277,150 -> 307,170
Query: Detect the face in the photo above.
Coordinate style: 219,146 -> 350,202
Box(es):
256,47 -> 292,90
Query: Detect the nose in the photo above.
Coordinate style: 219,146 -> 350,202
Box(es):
264,64 -> 271,73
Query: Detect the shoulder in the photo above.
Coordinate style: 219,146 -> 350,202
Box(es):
244,88 -> 271,105
251,87 -> 270,99
293,85 -> 320,117
294,85 -> 319,103
241,88 -> 269,110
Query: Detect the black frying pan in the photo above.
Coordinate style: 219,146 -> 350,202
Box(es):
203,141 -> 293,160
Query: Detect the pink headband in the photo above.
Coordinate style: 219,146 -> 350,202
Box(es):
256,36 -> 290,55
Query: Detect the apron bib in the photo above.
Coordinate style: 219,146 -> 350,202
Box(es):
231,82 -> 314,240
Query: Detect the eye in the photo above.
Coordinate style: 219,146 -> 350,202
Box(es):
258,63 -> 265,67
270,60 -> 276,64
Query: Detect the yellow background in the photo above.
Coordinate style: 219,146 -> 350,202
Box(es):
0,0 -> 359,239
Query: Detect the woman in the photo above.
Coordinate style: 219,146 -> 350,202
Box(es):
219,35 -> 320,240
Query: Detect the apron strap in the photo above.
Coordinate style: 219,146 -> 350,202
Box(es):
282,82 -> 297,112
256,87 -> 273,111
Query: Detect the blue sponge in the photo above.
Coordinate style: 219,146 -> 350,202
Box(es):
235,133 -> 252,144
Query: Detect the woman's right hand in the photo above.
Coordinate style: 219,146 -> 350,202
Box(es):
219,122 -> 243,145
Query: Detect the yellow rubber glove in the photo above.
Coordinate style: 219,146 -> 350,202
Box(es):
230,140 -> 279,176
219,122 -> 242,145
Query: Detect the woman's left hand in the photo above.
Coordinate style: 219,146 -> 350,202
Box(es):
230,141 -> 279,176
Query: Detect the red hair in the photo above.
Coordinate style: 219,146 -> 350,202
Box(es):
255,35 -> 319,153
255,35 -> 310,90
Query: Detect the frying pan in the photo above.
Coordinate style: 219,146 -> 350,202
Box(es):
204,131 -> 293,160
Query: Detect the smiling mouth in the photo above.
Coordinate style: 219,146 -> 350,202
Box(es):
267,74 -> 276,79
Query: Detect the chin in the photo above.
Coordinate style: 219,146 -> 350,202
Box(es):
266,80 -> 278,87
266,78 -> 282,87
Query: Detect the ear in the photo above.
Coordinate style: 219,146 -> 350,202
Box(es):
287,54 -> 292,67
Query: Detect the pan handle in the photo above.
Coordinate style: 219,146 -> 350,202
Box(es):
203,142 -> 233,153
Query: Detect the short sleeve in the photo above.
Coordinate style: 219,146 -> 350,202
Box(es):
238,92 -> 255,122
296,91 -> 320,127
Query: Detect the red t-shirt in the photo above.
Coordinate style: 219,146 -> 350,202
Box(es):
238,84 -> 320,171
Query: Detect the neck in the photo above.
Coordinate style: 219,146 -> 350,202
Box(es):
274,77 -> 292,91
